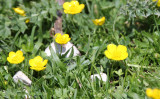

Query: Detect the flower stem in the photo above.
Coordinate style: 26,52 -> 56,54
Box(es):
93,27 -> 97,34
123,64 -> 128,89
60,45 -> 62,56
69,15 -> 76,29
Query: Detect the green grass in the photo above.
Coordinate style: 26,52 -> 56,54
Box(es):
0,0 -> 160,98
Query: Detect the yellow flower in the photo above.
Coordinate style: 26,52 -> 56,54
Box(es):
146,88 -> 154,98
4,81 -> 8,85
104,44 -> 128,61
157,0 -> 160,7
153,0 -> 160,7
7,50 -> 25,64
29,56 -> 48,71
13,7 -> 29,23
55,33 -> 71,45
25,19 -> 30,23
146,88 -> 160,99
92,17 -> 105,26
63,0 -> 85,14
13,7 -> 26,16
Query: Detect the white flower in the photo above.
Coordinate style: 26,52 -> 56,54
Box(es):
90,73 -> 107,82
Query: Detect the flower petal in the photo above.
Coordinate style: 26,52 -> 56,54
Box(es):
16,50 -> 23,56
9,51 -> 15,57
80,4 -> 85,9
35,56 -> 43,62
120,52 -> 128,60
63,2 -> 70,10
71,1 -> 79,5
63,34 -> 69,38
117,45 -> 127,52
107,44 -> 117,54
29,59 -> 35,67
104,50 -> 112,59
42,60 -> 48,67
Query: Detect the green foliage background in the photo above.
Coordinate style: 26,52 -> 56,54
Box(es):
0,0 -> 160,98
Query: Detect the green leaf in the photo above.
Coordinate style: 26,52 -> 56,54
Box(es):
0,25 -> 11,39
114,69 -> 124,76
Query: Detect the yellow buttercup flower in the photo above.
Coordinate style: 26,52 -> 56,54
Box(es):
13,7 -> 29,23
13,7 -> 26,16
55,33 -> 71,45
63,0 -> 85,14
29,56 -> 48,71
104,44 -> 128,61
146,88 -> 160,99
7,50 -> 25,64
152,0 -> 160,7
146,88 -> 154,98
4,81 -> 8,85
25,19 -> 30,23
92,17 -> 105,26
